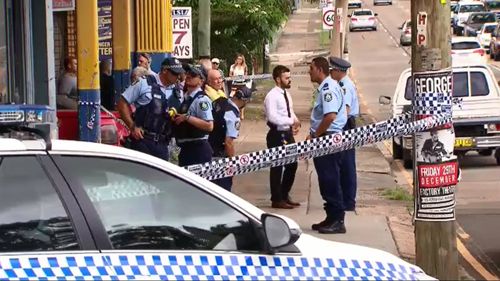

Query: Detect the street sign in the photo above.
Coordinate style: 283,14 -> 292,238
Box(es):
322,5 -> 335,30
417,12 -> 428,47
319,0 -> 333,8
52,0 -> 75,11
98,0 -> 112,61
172,7 -> 193,59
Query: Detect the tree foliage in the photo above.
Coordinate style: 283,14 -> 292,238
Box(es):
173,0 -> 292,72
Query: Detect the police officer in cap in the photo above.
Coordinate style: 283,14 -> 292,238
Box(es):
118,57 -> 184,160
209,86 -> 252,191
174,64 -> 214,166
307,56 -> 347,234
330,56 -> 360,212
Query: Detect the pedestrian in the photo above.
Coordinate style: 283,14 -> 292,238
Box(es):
99,59 -> 115,110
57,56 -> 78,109
209,80 -> 252,191
264,65 -> 301,209
117,57 -> 185,161
174,64 -> 214,166
205,69 -> 227,101
308,56 -> 347,234
229,53 -> 248,77
137,53 -> 157,77
130,66 -> 149,84
329,56 -> 359,212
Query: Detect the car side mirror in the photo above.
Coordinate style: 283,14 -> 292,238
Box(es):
262,214 -> 301,251
379,95 -> 392,105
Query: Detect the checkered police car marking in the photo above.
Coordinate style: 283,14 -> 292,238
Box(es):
187,112 -> 452,180
0,253 -> 428,280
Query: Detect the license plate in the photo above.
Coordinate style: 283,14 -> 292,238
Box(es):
454,138 -> 474,148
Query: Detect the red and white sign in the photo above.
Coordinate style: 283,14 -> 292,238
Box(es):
416,12 -> 428,47
239,154 -> 250,166
322,5 -> 335,30
333,133 -> 343,145
418,161 -> 459,188
52,0 -> 75,11
172,7 -> 193,59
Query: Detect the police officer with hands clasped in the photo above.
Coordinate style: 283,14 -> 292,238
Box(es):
118,57 -> 184,161
307,56 -> 348,234
174,64 -> 214,166
330,56 -> 360,212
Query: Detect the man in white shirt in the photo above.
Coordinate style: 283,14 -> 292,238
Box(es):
264,65 -> 301,209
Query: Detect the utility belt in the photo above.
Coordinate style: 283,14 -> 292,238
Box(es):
310,130 -> 342,138
212,150 -> 227,158
267,122 -> 291,133
142,131 -> 169,143
344,116 -> 357,131
177,138 -> 208,147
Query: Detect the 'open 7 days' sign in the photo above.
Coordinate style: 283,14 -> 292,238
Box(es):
172,7 -> 193,59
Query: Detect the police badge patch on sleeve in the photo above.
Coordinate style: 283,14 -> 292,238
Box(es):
324,92 -> 333,102
200,101 -> 209,111
235,121 -> 241,130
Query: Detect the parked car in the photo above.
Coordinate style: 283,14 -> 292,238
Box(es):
489,23 -> 500,59
451,37 -> 487,65
349,9 -> 378,31
463,12 -> 497,37
399,20 -> 411,46
452,1 -> 486,35
0,105 -> 436,280
484,0 -> 500,19
374,0 -> 392,5
348,0 -> 362,9
380,64 -> 500,168
477,22 -> 498,51
451,1 -> 459,25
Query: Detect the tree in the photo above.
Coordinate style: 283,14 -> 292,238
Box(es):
174,0 -> 292,73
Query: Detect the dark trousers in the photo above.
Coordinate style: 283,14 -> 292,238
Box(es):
130,138 -> 169,161
313,152 -> 345,222
341,148 -> 357,210
212,177 -> 233,192
266,129 -> 298,202
178,140 -> 213,166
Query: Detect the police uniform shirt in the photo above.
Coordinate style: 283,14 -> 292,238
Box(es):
121,77 -> 178,107
225,99 -> 241,139
310,76 -> 347,134
264,86 -> 298,131
185,88 -> 214,139
340,76 -> 359,118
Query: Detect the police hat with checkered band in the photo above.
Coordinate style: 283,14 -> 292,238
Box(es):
329,56 -> 351,72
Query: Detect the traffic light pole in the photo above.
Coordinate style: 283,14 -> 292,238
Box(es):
411,0 -> 459,279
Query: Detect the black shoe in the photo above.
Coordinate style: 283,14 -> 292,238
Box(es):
318,220 -> 347,234
311,218 -> 331,231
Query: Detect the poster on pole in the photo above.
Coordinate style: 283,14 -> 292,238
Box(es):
172,7 -> 193,59
98,0 -> 113,61
52,0 -> 75,11
322,5 -> 335,30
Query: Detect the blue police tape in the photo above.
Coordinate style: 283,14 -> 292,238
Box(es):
186,112 -> 452,180
0,253 -> 430,280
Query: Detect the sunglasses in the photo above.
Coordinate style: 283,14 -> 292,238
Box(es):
212,62 -> 219,65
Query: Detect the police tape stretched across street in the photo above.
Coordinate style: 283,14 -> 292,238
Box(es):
186,111 -> 452,180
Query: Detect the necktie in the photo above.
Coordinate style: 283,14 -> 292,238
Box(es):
283,90 -> 291,118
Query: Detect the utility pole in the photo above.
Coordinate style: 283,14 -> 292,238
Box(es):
331,0 -> 347,56
198,0 -> 211,59
411,0 -> 458,279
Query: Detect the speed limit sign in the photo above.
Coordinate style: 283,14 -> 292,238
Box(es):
322,5 -> 335,30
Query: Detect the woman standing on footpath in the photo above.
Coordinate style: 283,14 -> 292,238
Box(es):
229,54 -> 248,119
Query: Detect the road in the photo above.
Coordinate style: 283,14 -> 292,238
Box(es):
347,0 -> 500,278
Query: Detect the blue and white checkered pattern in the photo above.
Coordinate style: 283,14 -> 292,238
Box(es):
0,253 -> 431,280
187,112 -> 452,180
412,93 -> 452,116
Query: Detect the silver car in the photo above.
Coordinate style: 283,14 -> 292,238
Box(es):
399,20 -> 411,46
349,9 -> 378,31
374,0 -> 392,5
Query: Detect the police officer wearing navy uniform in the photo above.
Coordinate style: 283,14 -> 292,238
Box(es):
330,56 -> 359,212
209,86 -> 252,191
307,56 -> 348,234
118,57 -> 184,161
174,65 -> 214,166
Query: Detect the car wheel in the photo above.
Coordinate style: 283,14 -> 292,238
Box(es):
392,138 -> 403,160
479,149 -> 493,156
495,149 -> 500,165
373,27 -> 377,31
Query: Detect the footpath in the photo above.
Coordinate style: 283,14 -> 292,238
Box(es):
232,1 -> 415,260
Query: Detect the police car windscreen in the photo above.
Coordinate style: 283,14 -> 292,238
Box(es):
451,41 -> 481,50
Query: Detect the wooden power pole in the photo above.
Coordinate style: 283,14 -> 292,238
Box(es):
331,0 -> 348,56
411,0 -> 459,279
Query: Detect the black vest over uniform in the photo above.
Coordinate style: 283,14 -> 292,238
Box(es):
175,90 -> 209,140
208,97 -> 240,157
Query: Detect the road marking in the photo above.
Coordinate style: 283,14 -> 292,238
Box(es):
488,63 -> 500,73
457,239 -> 499,281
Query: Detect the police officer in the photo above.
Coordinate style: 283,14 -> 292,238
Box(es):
174,64 -> 214,166
330,56 -> 360,212
118,57 -> 184,161
307,56 -> 347,234
209,85 -> 252,191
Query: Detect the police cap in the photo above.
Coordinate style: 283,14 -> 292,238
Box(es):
329,56 -> 351,72
161,57 -> 185,74
183,64 -> 206,80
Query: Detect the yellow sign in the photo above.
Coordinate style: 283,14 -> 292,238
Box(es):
454,138 -> 474,148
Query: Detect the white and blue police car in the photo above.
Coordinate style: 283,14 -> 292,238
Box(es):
0,105 -> 435,280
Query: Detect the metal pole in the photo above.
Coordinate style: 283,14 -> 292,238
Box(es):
411,0 -> 458,278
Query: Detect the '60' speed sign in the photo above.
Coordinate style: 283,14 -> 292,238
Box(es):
322,6 -> 335,30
